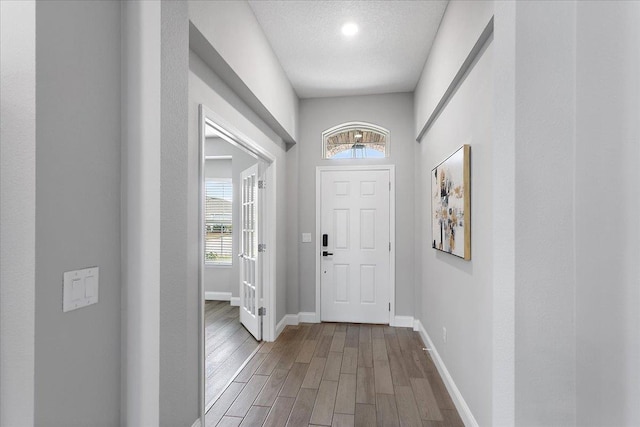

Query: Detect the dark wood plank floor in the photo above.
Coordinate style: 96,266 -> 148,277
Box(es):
205,322 -> 463,427
205,301 -> 260,410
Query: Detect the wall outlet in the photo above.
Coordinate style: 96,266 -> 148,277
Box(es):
442,327 -> 447,343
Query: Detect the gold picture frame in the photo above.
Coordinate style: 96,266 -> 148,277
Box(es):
431,145 -> 470,260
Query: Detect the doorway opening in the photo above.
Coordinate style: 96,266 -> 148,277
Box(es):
199,105 -> 277,419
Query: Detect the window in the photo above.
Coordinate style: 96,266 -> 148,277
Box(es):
322,122 -> 390,159
205,179 -> 232,265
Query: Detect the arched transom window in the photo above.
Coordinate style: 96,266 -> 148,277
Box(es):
322,122 -> 390,159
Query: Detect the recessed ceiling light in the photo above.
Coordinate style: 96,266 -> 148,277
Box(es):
341,22 -> 358,37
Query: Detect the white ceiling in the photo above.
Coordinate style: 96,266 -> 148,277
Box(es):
248,0 -> 448,99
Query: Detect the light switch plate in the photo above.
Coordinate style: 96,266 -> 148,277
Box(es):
302,233 -> 312,243
63,267 -> 99,312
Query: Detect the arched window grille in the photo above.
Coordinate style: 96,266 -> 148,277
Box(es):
322,122 -> 390,159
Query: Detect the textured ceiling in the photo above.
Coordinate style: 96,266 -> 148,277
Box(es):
248,0 -> 448,99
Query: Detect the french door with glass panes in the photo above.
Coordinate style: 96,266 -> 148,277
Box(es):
239,164 -> 261,340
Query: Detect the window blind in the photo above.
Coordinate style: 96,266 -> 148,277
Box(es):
205,179 -> 232,265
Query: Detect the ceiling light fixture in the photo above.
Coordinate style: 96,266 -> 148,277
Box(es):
341,22 -> 358,37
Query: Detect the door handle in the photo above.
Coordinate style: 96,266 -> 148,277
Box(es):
322,251 -> 333,257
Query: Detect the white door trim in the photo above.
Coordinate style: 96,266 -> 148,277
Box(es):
315,165 -> 396,324
199,104 -> 277,421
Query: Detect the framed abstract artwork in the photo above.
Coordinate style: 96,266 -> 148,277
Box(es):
431,145 -> 470,260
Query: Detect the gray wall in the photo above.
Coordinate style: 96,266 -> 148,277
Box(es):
416,37 -> 494,427
204,138 -> 257,296
34,1 -> 121,425
120,0 -> 162,423
159,2 -> 199,426
413,2 -> 516,425
510,3 -> 640,425
490,2 -> 516,424
286,143 -> 300,315
296,93 -> 415,316
188,0 -> 298,143
0,1 -> 36,424
414,0 -> 493,137
414,2 -> 589,425
575,2 -> 640,425
494,2 -> 640,425
513,2 -> 577,425
11,2 -> 640,426
205,157 -> 232,179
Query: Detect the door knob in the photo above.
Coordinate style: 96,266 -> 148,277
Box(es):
322,251 -> 333,257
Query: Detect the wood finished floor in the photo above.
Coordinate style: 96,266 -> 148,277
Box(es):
205,321 -> 464,427
205,301 -> 260,410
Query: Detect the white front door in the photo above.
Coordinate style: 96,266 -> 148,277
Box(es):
239,164 -> 261,340
320,169 -> 391,323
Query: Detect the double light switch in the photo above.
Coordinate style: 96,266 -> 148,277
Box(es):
63,267 -> 99,312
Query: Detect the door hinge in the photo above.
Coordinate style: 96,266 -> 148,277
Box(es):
258,307 -> 266,316
389,242 -> 391,251
389,302 -> 391,312
389,181 -> 391,191
258,243 -> 267,252
258,180 -> 266,189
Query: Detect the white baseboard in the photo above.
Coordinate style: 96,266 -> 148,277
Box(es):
298,312 -> 319,323
205,292 -> 240,307
276,312 -> 414,336
276,314 -> 299,337
190,418 -> 201,427
275,312 -> 319,338
279,312 -> 410,327
391,315 -> 414,328
413,320 -> 478,427
204,291 -> 231,301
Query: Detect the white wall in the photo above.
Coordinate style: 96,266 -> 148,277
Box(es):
204,139 -> 257,296
34,1 -> 122,425
575,2 -> 640,425
296,93 -> 415,317
0,1 -> 36,425
188,0 -> 299,143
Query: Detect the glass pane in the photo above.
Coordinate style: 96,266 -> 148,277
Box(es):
323,125 -> 388,159
331,146 -> 385,159
204,179 -> 233,264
